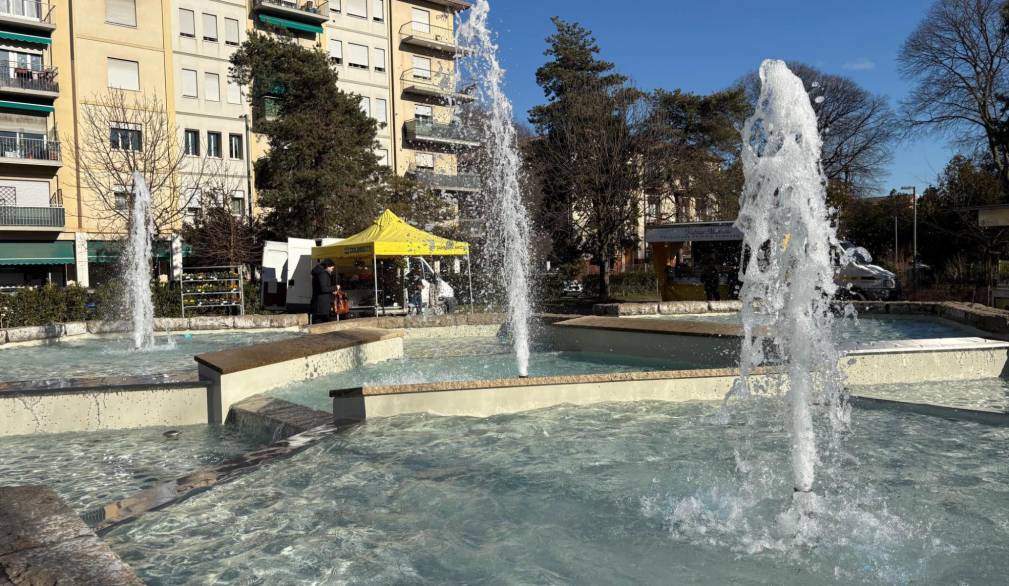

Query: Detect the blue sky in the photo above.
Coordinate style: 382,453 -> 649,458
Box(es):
481,0 -> 951,195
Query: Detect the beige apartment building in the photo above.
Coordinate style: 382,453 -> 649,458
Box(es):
0,0 -> 477,289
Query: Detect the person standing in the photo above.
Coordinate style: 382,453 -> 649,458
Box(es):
701,262 -> 721,302
310,259 -> 337,323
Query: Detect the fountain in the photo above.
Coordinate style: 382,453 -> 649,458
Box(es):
126,171 -> 155,351
732,60 -> 849,501
458,0 -> 533,376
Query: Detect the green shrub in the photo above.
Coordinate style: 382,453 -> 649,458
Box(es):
152,283 -> 182,318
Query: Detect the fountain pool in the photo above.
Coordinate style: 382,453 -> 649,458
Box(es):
101,399 -> 1009,585
0,424 -> 265,513
267,336 -> 692,412
0,330 -> 302,382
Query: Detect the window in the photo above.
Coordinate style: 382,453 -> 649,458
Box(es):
331,0 -> 340,13
374,97 -> 387,125
205,72 -> 220,101
372,0 -> 384,21
415,152 -> 434,169
348,43 -> 368,69
263,96 -> 280,121
412,56 -> 431,79
225,18 -> 240,46
377,148 -> 389,166
346,0 -> 366,18
359,96 -> 370,117
328,39 -> 342,64
202,13 -> 218,42
106,0 -> 136,27
181,68 -> 197,98
415,104 -> 432,122
183,129 -> 200,156
227,81 -> 242,104
207,131 -> 222,158
229,133 -> 243,159
0,50 -> 43,72
107,58 -> 139,90
110,123 -> 142,151
114,188 -> 129,210
231,191 -> 245,215
411,7 -> 430,33
179,8 -> 195,37
374,47 -> 385,73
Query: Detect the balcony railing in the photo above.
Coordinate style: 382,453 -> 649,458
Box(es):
411,168 -> 481,192
399,21 -> 464,54
0,134 -> 61,163
0,65 -> 58,95
0,204 -> 64,228
0,0 -> 53,24
400,68 -> 475,102
404,119 -> 480,147
254,0 -> 328,23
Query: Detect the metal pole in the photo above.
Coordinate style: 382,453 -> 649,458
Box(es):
913,186 -> 918,297
373,254 -> 380,317
894,215 -> 898,270
466,253 -> 474,314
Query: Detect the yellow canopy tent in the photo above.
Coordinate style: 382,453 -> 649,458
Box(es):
310,209 -> 473,315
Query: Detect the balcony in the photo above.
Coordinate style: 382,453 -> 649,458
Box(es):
411,168 -> 481,193
401,69 -> 475,102
416,0 -> 471,10
399,22 -> 466,55
0,65 -> 57,98
253,0 -> 327,25
0,0 -> 55,33
0,132 -> 61,166
0,190 -> 63,230
404,119 -> 480,148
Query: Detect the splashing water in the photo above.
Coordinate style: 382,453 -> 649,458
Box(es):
731,60 -> 849,498
458,1 -> 532,376
127,171 -> 155,350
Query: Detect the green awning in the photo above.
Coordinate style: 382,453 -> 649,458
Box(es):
0,31 -> 52,45
0,241 -> 73,265
257,14 -> 323,34
0,100 -> 54,113
88,240 -> 192,262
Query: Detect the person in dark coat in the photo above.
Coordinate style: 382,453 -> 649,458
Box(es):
310,259 -> 337,324
701,262 -> 721,302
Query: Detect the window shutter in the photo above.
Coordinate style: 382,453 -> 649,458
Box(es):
181,69 -> 197,97
205,72 -> 220,101
225,18 -> 240,45
202,13 -> 218,40
412,55 -> 431,78
411,8 -> 429,32
107,58 -> 140,90
329,39 -> 342,60
415,104 -> 432,118
348,43 -> 368,68
374,98 -> 387,124
106,0 -> 136,26
227,81 -> 242,104
359,96 -> 370,116
179,9 -> 195,37
372,0 -> 383,20
415,153 -> 434,168
346,0 -> 366,18
374,47 -> 385,71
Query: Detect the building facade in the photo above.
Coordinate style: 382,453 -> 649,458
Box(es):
0,0 -> 476,289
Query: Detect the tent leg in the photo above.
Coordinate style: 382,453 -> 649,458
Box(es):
373,254 -> 380,317
466,254 -> 474,314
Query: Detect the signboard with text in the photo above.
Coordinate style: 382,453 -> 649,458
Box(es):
645,222 -> 743,243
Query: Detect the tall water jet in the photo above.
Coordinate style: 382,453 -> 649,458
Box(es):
733,60 -> 848,498
126,171 -> 155,350
458,0 -> 532,376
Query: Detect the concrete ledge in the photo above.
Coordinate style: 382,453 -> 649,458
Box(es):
198,328 -> 405,423
0,486 -> 142,585
851,395 -> 1009,426
555,315 -> 743,337
227,394 -> 333,440
306,312 -> 507,335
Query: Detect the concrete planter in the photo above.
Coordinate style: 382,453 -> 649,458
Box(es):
154,317 -> 189,332
6,324 -> 62,343
187,316 -> 236,330
86,320 -> 130,334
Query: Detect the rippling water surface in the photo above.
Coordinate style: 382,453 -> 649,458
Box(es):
104,400 -> 1009,585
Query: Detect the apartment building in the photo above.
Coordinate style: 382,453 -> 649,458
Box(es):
0,0 -> 479,289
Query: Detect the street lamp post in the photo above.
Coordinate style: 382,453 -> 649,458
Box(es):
901,185 -> 917,297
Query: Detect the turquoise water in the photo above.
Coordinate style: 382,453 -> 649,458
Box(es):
852,378 -> 1009,412
0,330 -> 301,382
268,336 -> 692,412
103,399 -> 1009,585
0,424 -> 264,512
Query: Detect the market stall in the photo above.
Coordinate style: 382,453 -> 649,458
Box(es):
311,209 -> 472,315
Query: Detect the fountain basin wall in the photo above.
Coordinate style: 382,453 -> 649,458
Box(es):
0,314 -> 308,348
198,328 -> 405,424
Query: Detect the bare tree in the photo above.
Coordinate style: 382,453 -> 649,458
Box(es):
742,63 -> 898,195
898,0 -> 1009,194
65,90 -> 211,235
